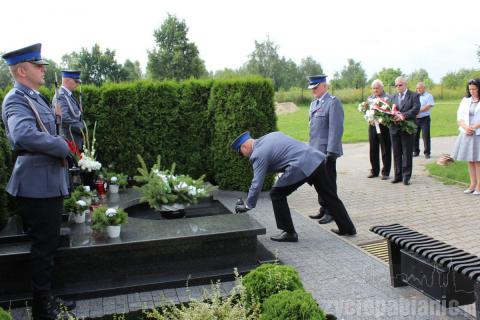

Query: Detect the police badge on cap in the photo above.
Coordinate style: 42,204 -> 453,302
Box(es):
2,43 -> 49,66
307,75 -> 327,89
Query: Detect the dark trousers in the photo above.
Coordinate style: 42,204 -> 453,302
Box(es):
269,162 -> 355,234
18,197 -> 63,295
414,116 -> 431,155
391,130 -> 414,181
368,124 -> 391,177
317,157 -> 336,209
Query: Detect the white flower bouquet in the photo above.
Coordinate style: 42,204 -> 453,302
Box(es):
79,121 -> 102,172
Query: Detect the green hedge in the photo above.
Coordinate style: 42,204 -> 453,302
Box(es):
80,80 -> 215,179
0,87 -> 11,228
210,78 -> 276,190
1,78 -> 274,213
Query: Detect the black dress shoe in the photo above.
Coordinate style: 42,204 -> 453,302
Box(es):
367,173 -> 379,178
318,213 -> 334,224
425,154 -> 431,159
381,175 -> 390,180
413,152 -> 419,157
270,231 -> 298,242
403,180 -> 411,185
308,212 -> 325,219
54,296 -> 76,311
391,178 -> 402,184
331,228 -> 356,236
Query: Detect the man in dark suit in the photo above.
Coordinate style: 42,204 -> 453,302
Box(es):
232,131 -> 356,242
390,76 -> 420,185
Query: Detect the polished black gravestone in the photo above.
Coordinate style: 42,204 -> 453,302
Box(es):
0,190 -> 270,307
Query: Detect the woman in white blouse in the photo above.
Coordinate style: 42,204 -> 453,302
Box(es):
451,78 -> 480,194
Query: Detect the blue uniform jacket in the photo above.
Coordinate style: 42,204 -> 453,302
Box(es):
309,93 -> 344,156
2,82 -> 70,198
53,87 -> 84,148
246,131 -> 326,209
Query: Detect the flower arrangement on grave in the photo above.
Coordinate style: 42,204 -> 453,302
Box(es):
358,97 -> 417,134
78,121 -> 102,172
103,171 -> 128,189
63,185 -> 95,212
134,155 -> 216,211
91,206 -> 128,231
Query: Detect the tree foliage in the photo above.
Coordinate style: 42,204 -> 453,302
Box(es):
441,68 -> 480,89
147,14 -> 206,80
121,59 -> 143,81
0,55 -> 12,89
43,58 -> 61,88
298,56 -> 323,86
61,44 -> 124,86
369,67 -> 404,88
331,59 -> 366,89
477,45 -> 480,64
245,37 -> 321,90
408,68 -> 434,88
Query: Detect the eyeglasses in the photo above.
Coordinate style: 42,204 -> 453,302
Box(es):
468,79 -> 477,85
395,84 -> 404,87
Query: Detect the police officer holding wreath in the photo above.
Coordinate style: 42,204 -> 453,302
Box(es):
1,43 -> 75,319
53,70 -> 84,150
307,75 -> 344,225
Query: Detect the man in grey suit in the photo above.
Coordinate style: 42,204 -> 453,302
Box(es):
2,44 -> 75,319
307,75 -> 344,225
232,131 -> 356,242
53,70 -> 84,150
390,76 -> 420,185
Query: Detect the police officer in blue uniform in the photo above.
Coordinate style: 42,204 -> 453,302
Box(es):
306,75 -> 344,225
1,43 -> 75,319
53,70 -> 84,149
232,131 -> 356,242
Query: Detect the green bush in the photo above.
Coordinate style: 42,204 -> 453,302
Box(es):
210,77 -> 277,191
144,281 -> 256,320
0,307 -> 12,320
242,263 -> 303,311
0,88 -> 12,229
260,289 -> 326,320
1,78 -> 276,199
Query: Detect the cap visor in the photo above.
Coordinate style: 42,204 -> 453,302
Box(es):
308,83 -> 320,89
30,59 -> 49,65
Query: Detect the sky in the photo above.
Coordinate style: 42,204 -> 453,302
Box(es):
1,0 -> 478,83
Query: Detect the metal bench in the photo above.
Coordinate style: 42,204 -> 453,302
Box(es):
370,223 -> 480,318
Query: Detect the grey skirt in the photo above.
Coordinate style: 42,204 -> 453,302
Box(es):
451,132 -> 480,161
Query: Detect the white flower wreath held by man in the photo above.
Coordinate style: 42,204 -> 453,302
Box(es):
231,131 -> 356,242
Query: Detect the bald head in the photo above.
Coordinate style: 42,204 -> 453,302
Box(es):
416,82 -> 426,94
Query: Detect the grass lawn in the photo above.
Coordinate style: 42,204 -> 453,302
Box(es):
277,100 -> 460,143
277,99 -> 466,186
425,161 -> 469,185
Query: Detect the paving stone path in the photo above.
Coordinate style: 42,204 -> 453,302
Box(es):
11,136 -> 479,319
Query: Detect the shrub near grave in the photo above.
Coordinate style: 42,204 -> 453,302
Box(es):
0,307 -> 12,320
242,263 -> 303,312
260,289 -> 326,320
